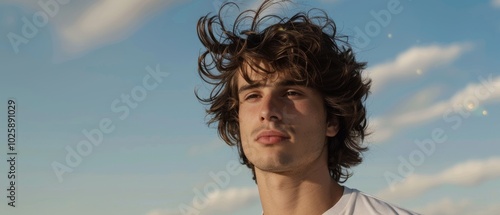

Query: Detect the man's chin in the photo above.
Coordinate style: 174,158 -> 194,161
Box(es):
252,156 -> 295,172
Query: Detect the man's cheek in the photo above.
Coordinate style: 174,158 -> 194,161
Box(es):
241,141 -> 255,160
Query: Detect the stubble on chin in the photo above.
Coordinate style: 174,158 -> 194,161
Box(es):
250,150 -> 297,173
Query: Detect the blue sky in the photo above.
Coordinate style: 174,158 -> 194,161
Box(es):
1,0 -> 500,214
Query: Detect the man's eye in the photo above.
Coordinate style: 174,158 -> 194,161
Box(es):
285,91 -> 301,97
245,94 -> 260,100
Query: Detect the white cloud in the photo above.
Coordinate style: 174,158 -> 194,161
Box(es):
417,198 -> 471,215
56,0 -> 182,59
378,157 -> 500,200
492,0 -> 500,8
147,187 -> 259,215
3,0 -> 183,59
145,209 -> 181,215
367,85 -> 444,142
366,43 -> 472,93
393,85 -> 444,113
417,198 -> 500,215
475,203 -> 500,215
202,187 -> 259,214
368,74 -> 500,143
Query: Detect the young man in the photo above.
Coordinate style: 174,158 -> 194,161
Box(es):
196,0 -> 419,214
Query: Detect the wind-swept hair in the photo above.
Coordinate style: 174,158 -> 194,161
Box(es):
196,0 -> 371,183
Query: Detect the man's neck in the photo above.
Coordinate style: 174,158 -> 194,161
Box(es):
256,158 -> 344,215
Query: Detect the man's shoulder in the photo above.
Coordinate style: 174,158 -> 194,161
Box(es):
323,186 -> 421,215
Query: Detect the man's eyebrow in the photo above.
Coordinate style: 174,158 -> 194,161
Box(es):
238,83 -> 263,94
237,79 -> 303,94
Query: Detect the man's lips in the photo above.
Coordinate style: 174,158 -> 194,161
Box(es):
255,130 -> 290,144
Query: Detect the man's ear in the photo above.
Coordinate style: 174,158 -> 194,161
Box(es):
326,119 -> 339,137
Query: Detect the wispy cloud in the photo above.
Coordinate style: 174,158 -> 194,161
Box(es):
56,0 -> 183,59
492,0 -> 500,8
417,198 -> 471,215
368,74 -> 500,143
201,187 -> 259,214
417,198 -> 500,215
378,157 -> 500,200
3,0 -> 184,59
146,210 -> 180,215
366,43 -> 472,93
148,187 -> 259,215
393,85 -> 445,113
475,203 -> 500,215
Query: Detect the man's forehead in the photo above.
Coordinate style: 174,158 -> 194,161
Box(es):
236,68 -> 293,87
236,72 -> 309,96
238,61 -> 292,83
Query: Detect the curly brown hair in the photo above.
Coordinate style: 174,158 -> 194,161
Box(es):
196,0 -> 371,183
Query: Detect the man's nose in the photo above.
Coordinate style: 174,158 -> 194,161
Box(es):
259,94 -> 282,122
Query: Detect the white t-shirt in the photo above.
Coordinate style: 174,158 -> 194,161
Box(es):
322,186 -> 420,215
262,186 -> 420,215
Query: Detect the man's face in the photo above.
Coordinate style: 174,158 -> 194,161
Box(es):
237,64 -> 338,174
